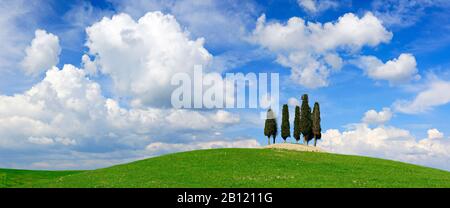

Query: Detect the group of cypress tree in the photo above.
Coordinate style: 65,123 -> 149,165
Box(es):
264,94 -> 321,146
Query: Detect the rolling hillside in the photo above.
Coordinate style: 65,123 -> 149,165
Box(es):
2,148 -> 450,188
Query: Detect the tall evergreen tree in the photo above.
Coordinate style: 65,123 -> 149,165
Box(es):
300,94 -> 313,145
264,120 -> 271,145
264,109 -> 276,145
281,104 -> 290,143
293,106 -> 301,143
272,117 -> 278,144
312,102 -> 322,146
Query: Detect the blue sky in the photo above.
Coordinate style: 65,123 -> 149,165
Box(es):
1,0 -> 450,171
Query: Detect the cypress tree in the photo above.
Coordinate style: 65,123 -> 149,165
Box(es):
272,117 -> 278,144
300,94 -> 313,145
281,104 -> 290,143
312,102 -> 322,146
264,109 -> 275,145
293,106 -> 301,143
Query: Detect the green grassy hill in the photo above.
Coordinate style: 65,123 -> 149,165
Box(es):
2,148 -> 450,188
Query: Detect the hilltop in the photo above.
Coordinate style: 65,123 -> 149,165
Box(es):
1,148 -> 450,188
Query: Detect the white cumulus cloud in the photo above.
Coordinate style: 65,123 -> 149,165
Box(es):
320,125 -> 450,171
427,128 -> 444,139
251,12 -> 392,88
362,108 -> 392,125
319,109 -> 450,171
85,12 -> 213,107
21,29 -> 61,76
0,11 -> 256,169
353,53 -> 419,84
0,63 -> 243,168
0,64 -> 113,149
394,78 -> 450,114
0,0 -> 48,73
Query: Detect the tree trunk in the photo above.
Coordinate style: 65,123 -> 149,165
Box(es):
268,137 -> 270,145
314,138 -> 317,146
273,137 -> 276,144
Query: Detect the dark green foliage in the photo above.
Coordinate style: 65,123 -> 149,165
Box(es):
281,104 -> 290,142
293,106 -> 301,143
264,109 -> 277,145
272,118 -> 278,144
300,94 -> 313,145
264,111 -> 272,145
312,102 -> 322,146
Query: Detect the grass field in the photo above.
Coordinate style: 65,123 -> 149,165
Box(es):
0,168 -> 82,188
1,148 -> 450,188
